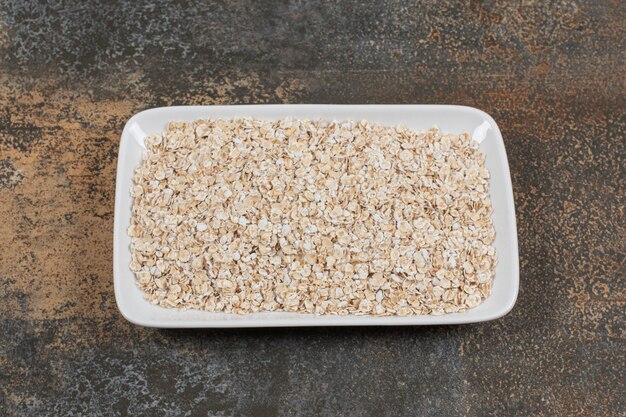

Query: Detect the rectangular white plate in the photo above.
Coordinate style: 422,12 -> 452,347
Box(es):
114,105 -> 519,327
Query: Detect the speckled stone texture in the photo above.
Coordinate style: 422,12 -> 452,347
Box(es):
0,1 -> 624,416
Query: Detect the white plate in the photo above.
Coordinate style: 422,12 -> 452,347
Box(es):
114,105 -> 518,327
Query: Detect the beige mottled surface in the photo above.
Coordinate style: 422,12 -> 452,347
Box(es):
1,1 -> 624,416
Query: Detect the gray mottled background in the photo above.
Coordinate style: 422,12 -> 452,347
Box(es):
0,1 -> 624,416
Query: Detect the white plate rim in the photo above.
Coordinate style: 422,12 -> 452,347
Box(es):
114,104 -> 519,327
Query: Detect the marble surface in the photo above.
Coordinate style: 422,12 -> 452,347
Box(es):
1,1 -> 624,416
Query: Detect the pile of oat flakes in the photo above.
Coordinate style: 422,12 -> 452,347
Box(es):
129,118 -> 496,315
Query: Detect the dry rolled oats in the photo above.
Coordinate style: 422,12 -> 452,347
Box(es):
129,118 -> 496,315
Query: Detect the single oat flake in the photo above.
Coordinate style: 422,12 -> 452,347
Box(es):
129,118 -> 496,316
